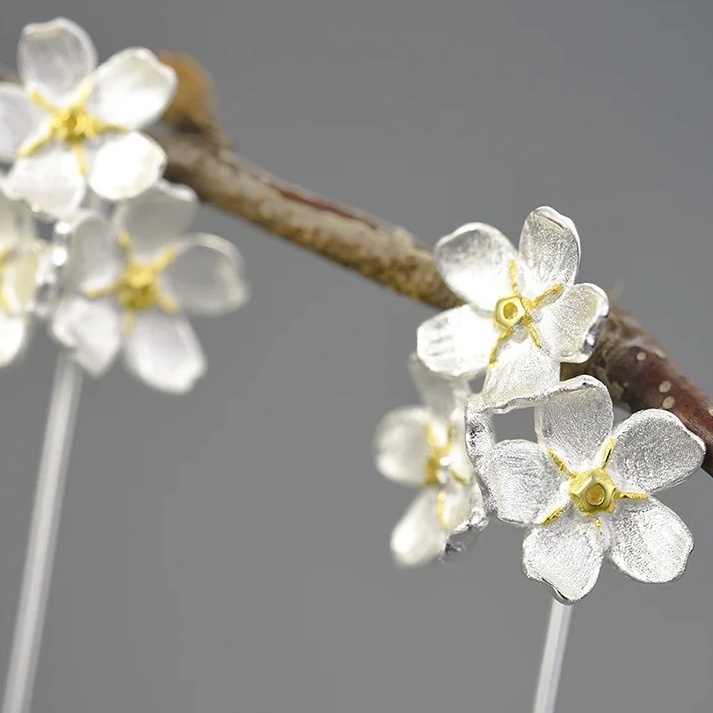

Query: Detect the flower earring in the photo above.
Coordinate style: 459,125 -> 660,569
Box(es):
417,207 -> 609,406
374,355 -> 489,567
0,17 -> 176,218
51,180 -> 249,392
467,376 -> 704,602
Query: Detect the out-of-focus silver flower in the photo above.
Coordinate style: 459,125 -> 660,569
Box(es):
0,178 -> 49,366
51,180 -> 249,393
0,17 -> 176,218
374,355 -> 490,568
417,207 -> 609,407
467,376 -> 704,603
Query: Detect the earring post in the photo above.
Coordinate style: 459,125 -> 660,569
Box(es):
2,353 -> 83,713
532,598 -> 573,713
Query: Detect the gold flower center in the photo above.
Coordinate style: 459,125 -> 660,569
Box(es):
17,84 -> 125,176
542,440 -> 648,528
424,423 -> 469,531
84,233 -> 179,334
585,482 -> 606,506
489,260 -> 564,366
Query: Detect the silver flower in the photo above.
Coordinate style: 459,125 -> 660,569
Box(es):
0,18 -> 176,218
467,376 -> 704,603
417,207 -> 609,407
374,355 -> 490,568
51,180 -> 249,393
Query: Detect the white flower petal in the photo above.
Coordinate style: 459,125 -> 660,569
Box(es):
162,234 -> 249,315
391,485 -> 469,568
519,207 -> 581,296
534,375 -> 614,472
6,148 -> 85,218
417,305 -> 496,379
3,245 -> 42,315
0,312 -> 30,367
60,210 -> 123,292
89,48 -> 177,130
123,312 -> 206,393
486,440 -> 565,525
374,406 -> 431,486
482,336 -> 561,410
391,490 -> 449,568
522,515 -> 605,603
407,353 -> 469,424
435,222 -> 516,311
537,283 -> 609,363
0,84 -> 45,161
51,295 -> 122,376
89,132 -> 165,202
18,18 -> 97,105
607,499 -> 693,583
113,180 -> 197,260
608,410 -> 704,493
0,188 -> 37,252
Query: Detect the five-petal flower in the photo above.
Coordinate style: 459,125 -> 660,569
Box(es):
417,207 -> 609,407
51,180 -> 249,392
467,375 -> 704,602
0,17 -> 176,218
374,355 -> 490,567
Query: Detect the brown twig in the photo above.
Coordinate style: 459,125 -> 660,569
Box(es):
155,54 -> 713,476
2,56 -> 702,472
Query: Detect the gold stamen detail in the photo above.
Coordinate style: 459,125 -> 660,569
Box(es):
601,438 -> 617,467
548,449 -> 577,478
436,490 -> 450,530
489,259 -> 564,366
541,505 -> 565,526
17,85 -> 126,176
84,233 -> 179,335
546,439 -> 648,521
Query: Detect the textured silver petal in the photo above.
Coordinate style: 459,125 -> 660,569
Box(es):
537,283 -> 610,363
608,409 -> 705,493
607,498 -> 694,583
18,18 -> 97,105
122,312 -> 206,393
486,440 -> 566,525
373,406 -> 431,487
417,305 -> 495,379
464,395 -> 495,475
481,336 -> 560,410
534,375 -> 614,472
391,486 -> 469,568
59,209 -> 123,293
443,514 -> 488,562
435,222 -> 516,312
407,353 -> 469,425
522,512 -> 605,603
162,233 -> 250,316
519,207 -> 581,296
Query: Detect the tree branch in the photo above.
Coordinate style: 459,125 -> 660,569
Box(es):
117,56 -> 713,475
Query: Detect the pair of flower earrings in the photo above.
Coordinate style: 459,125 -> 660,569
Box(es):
1,18 -> 703,605
0,18 -> 248,391
375,207 -> 704,603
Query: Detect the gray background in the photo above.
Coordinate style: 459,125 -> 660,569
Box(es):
0,0 -> 711,711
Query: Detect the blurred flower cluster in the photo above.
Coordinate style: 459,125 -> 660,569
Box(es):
0,18 -> 249,391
